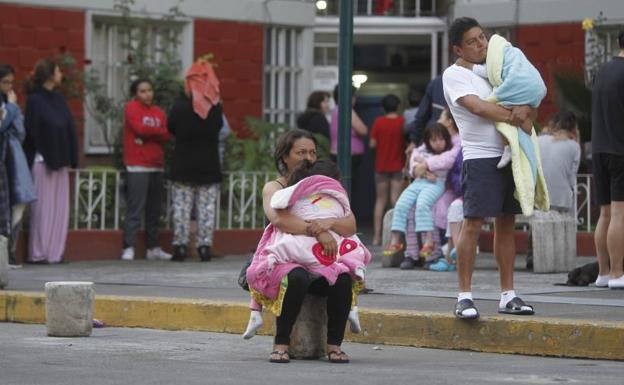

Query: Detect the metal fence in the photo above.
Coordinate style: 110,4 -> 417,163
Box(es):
69,169 -> 598,232
70,169 -> 277,231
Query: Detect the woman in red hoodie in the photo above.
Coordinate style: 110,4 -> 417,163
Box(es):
121,78 -> 171,261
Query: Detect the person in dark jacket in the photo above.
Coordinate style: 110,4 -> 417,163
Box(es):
23,59 -> 78,263
405,75 -> 447,146
168,59 -> 224,262
296,91 -> 331,139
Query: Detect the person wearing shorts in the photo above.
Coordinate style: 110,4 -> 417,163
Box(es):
591,30 -> 624,289
443,17 -> 537,319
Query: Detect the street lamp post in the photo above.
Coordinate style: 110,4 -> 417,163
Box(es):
338,0 -> 354,195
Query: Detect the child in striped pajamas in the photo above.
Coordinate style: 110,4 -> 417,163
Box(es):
384,123 -> 454,259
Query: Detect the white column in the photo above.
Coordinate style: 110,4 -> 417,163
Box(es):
442,29 -> 449,71
430,31 -> 438,79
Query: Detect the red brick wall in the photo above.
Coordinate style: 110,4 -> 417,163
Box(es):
515,23 -> 585,125
0,3 -> 86,164
194,19 -> 264,136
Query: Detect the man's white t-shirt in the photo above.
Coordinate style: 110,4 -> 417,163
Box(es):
442,64 -> 504,160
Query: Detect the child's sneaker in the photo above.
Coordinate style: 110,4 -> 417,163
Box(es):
146,247 -> 172,261
243,310 -> 264,339
120,247 -> 134,261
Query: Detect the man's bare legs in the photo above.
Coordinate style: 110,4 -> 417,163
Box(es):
456,217 -> 484,292
494,214 -> 516,291
607,201 -> 624,279
595,205 -> 611,279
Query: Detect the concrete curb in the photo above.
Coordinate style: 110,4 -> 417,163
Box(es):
2,291 -> 623,361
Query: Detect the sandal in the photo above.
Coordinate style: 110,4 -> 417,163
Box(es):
454,298 -> 480,320
429,258 -> 456,272
269,350 -> 290,363
419,244 -> 434,258
498,297 -> 535,315
383,243 -> 404,257
327,350 -> 350,364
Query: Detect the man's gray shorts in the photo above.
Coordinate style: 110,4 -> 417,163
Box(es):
461,157 -> 521,218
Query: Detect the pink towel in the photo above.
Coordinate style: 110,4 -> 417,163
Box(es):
184,59 -> 220,119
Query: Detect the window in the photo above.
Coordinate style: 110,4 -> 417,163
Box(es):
314,33 -> 338,66
263,27 -> 303,127
85,15 -> 191,153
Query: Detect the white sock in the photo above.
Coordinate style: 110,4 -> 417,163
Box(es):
500,290 -> 516,308
457,292 -> 477,317
595,274 -> 610,287
497,146 -> 512,169
348,306 -> 361,334
242,310 -> 263,340
458,292 -> 473,301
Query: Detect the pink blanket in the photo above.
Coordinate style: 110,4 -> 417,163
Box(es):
246,175 -> 371,300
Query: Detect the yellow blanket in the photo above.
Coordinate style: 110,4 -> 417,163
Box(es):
485,35 -> 549,216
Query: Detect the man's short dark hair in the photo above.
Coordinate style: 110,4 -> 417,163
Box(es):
449,17 -> 481,47
381,94 -> 400,113
619,30 -> 624,49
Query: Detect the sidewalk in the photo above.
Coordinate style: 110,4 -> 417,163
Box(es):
2,249 -> 623,360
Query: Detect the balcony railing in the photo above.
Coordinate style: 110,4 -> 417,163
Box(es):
317,0 -> 439,18
68,169 -> 599,232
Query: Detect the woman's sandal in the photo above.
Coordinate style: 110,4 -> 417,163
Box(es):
419,244 -> 434,258
327,350 -> 350,364
269,350 -> 290,363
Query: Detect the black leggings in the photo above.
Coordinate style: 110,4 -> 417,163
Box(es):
275,268 -> 353,346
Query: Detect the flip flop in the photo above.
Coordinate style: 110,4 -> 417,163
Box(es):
498,297 -> 535,315
269,350 -> 290,363
327,350 -> 350,364
454,298 -> 479,320
382,243 -> 404,257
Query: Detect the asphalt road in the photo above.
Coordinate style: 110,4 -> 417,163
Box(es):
1,323 -> 622,385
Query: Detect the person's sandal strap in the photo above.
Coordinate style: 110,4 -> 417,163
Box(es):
327,350 -> 350,364
499,297 -> 534,315
269,350 -> 290,363
454,298 -> 479,320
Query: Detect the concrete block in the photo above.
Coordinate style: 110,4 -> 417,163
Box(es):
288,295 -> 327,359
381,209 -> 402,267
45,281 -> 94,337
0,235 -> 8,289
532,210 -> 577,273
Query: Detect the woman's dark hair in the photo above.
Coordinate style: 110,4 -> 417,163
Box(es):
273,129 -> 318,176
306,91 -> 330,110
333,84 -> 357,104
287,159 -> 341,186
423,122 -> 452,153
552,111 -> 577,133
619,30 -> 624,49
24,58 -> 58,94
130,78 -> 152,96
381,94 -> 401,113
449,17 -> 481,47
0,64 -> 15,80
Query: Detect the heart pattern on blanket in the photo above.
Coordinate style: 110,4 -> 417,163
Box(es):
312,243 -> 337,266
339,239 -> 358,256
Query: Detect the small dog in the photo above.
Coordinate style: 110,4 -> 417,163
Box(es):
562,262 -> 600,286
